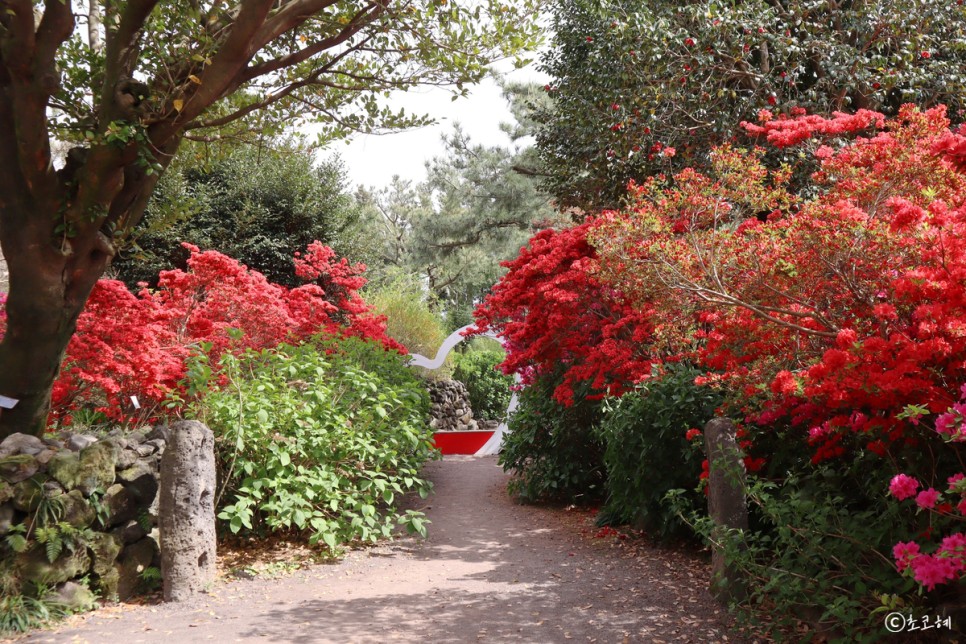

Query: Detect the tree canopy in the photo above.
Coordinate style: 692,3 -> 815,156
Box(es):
356,82 -> 564,323
0,0 -> 541,436
535,0 -> 966,211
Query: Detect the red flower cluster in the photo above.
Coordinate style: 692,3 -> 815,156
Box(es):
470,222 -> 655,405
31,242 -> 402,425
591,105 -> 966,462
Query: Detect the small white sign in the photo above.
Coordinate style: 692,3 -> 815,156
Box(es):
0,395 -> 19,409
130,395 -> 141,410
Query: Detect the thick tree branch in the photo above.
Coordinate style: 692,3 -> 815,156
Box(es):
0,0 -> 37,77
101,0 -> 159,95
35,0 -> 74,74
0,0 -> 73,200
252,0 -> 347,52
157,0 -> 275,138
184,37 -> 364,131
242,4 -> 381,82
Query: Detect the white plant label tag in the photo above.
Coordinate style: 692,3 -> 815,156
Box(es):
0,395 -> 19,409
130,395 -> 141,410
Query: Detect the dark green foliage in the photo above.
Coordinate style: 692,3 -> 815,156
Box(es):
597,364 -> 721,541
113,140 -> 363,288
183,337 -> 437,550
354,84 -> 567,315
499,373 -> 605,502
537,0 -> 966,211
453,350 -> 514,420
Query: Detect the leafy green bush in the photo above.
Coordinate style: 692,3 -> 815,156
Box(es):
499,373 -> 605,502
663,414 -> 964,640
597,363 -> 722,541
183,337 -> 437,550
453,350 -> 513,420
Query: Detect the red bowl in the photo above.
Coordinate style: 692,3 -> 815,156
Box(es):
432,430 -> 496,455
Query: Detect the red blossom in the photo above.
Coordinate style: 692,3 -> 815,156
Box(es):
44,242 -> 402,425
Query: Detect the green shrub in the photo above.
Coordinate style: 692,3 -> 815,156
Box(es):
664,418 -> 962,640
183,337 -> 437,550
597,363 -> 722,541
499,373 -> 606,502
453,350 -> 513,420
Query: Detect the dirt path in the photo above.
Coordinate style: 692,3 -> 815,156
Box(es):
20,456 -> 743,643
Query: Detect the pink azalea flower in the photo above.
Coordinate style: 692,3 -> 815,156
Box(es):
893,541 -> 921,572
889,474 -> 920,501
916,488 -> 941,509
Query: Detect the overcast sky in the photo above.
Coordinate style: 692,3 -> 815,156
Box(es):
328,60 -> 549,190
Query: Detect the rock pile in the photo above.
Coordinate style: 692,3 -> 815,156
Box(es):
428,379 -> 479,432
0,427 -> 166,606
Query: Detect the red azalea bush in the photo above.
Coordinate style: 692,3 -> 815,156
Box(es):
594,105 -> 966,460
481,105 -> 966,609
10,242 -> 403,425
590,105 -> 966,601
470,221 -> 655,405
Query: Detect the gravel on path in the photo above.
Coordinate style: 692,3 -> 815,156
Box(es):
17,455 -> 744,643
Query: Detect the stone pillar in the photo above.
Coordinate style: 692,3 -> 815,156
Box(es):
703,417 -> 748,604
159,420 -> 216,601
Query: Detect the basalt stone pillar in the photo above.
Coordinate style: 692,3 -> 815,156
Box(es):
159,420 -> 216,601
704,417 -> 748,604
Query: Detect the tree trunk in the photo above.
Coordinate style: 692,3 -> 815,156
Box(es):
0,217 -> 109,439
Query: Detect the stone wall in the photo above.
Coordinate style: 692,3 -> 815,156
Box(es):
428,379 -> 480,432
0,428 -> 166,607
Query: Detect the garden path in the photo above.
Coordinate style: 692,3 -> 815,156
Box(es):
20,456 -> 741,643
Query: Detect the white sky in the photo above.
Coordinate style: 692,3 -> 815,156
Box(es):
328,61 -> 549,190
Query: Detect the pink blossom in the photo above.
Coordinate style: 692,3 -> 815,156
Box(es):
910,554 -> 958,590
916,488 -> 940,509
808,423 -> 830,443
939,533 -> 966,561
948,473 -> 965,490
889,474 -> 920,501
893,541 -> 921,572
935,410 -> 965,440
